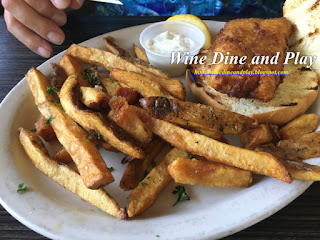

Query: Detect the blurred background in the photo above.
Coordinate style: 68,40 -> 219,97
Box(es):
0,0 -> 285,17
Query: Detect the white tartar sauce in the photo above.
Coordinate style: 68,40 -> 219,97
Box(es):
146,31 -> 194,55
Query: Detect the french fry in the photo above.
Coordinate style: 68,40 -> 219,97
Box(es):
60,76 -> 144,159
108,96 -> 152,145
115,87 -> 140,105
59,55 -> 90,87
120,139 -> 165,190
134,107 -> 292,183
110,70 -> 173,99
35,116 -> 56,142
139,97 -> 257,135
240,124 -> 279,148
26,68 -> 114,189
66,44 -> 185,100
50,63 -> 67,88
133,43 -> 148,62
168,157 -> 252,187
80,86 -> 110,109
127,148 -> 188,217
54,148 -> 73,164
254,143 -> 302,162
282,160 -> 320,181
279,114 -> 319,140
19,128 -> 127,219
103,36 -> 131,58
101,77 -> 121,97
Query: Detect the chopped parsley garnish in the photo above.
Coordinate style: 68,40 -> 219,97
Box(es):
151,161 -> 156,168
140,170 -> 149,182
195,141 -> 199,144
119,128 -> 124,134
31,128 -> 37,132
186,122 -> 189,126
46,86 -> 57,95
108,167 -> 114,172
46,115 -> 53,125
109,78 -> 115,83
147,176 -> 151,180
81,71 -> 100,86
156,235 -> 160,237
50,99 -> 60,103
97,133 -> 102,140
187,153 -> 192,159
172,185 -> 190,206
17,183 -> 27,194
141,181 -> 148,186
93,65 -> 98,70
87,134 -> 94,140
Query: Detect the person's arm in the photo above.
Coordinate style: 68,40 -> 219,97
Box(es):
2,0 -> 84,58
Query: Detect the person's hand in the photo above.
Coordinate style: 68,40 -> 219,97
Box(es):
2,0 -> 84,58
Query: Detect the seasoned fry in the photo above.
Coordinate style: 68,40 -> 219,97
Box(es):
139,97 -> 257,135
254,144 -> 302,162
128,148 -> 188,217
59,55 -> 90,87
279,114 -> 319,140
26,68 -> 114,189
54,148 -> 73,164
240,124 -> 279,148
133,43 -> 148,62
282,160 -> 320,181
35,116 -> 56,142
19,128 -> 127,219
115,87 -> 139,105
134,107 -> 292,183
101,77 -> 121,97
103,36 -> 131,58
109,96 -> 152,144
60,76 -> 144,159
168,158 -> 252,187
80,86 -> 110,109
120,139 -> 165,190
110,70 -> 173,99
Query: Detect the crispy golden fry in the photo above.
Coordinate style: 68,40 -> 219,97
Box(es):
103,36 -> 131,58
59,55 -> 90,87
120,139 -> 165,190
35,116 -> 56,142
133,43 -> 148,62
134,107 -> 292,183
128,148 -> 188,217
139,97 -> 257,135
50,63 -> 67,88
26,68 -> 114,189
282,160 -> 320,181
254,144 -> 302,162
80,86 -> 110,109
279,114 -> 319,140
186,126 -> 223,140
108,97 -> 152,144
240,124 -> 279,148
60,76 -> 144,159
19,128 -> 127,219
54,148 -> 73,164
110,70 -> 173,99
168,157 -> 252,187
101,77 -> 121,97
278,131 -> 320,160
115,87 -> 140,105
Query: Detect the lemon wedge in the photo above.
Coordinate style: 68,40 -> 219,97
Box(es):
167,14 -> 211,49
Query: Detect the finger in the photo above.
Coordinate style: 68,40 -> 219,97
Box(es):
50,0 -> 72,10
70,0 -> 84,10
25,0 -> 67,26
4,10 -> 53,58
2,0 -> 65,45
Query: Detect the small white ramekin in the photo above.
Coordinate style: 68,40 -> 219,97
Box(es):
140,21 -> 205,77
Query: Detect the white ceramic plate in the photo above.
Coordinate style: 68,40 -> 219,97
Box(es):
0,21 -> 318,240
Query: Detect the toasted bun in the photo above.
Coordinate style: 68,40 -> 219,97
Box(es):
186,51 -> 319,125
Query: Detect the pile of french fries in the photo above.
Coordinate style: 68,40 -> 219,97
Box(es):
19,36 -> 320,219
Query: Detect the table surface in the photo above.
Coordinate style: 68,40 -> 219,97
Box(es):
1,15 -> 320,240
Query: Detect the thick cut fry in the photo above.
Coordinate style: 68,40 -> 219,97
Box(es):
110,70 -> 173,99
282,160 -> 320,181
104,36 -> 131,58
139,97 -> 257,135
115,87 -> 139,105
19,128 -> 127,219
168,158 -> 252,187
101,77 -> 121,97
133,43 -> 148,62
80,86 -> 110,109
66,44 -> 185,100
54,148 -> 73,164
60,76 -> 144,159
279,114 -> 319,140
254,144 -> 302,162
35,116 -> 56,142
278,131 -> 320,160
50,63 -> 67,88
109,97 -> 152,145
240,124 -> 279,148
26,68 -> 114,189
120,139 -> 165,190
134,107 -> 292,183
128,148 -> 188,217
60,55 -> 90,87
